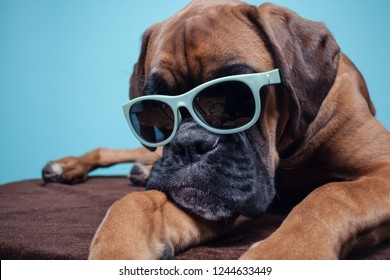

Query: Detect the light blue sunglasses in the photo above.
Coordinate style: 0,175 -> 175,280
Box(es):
123,69 -> 281,148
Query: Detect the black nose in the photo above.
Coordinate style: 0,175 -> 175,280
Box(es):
170,121 -> 220,162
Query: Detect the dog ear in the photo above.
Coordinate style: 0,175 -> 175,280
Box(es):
129,26 -> 158,152
129,25 -> 157,100
253,3 -> 340,139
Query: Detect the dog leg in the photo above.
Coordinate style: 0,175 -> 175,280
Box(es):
240,165 -> 390,259
42,147 -> 162,184
88,190 -> 235,260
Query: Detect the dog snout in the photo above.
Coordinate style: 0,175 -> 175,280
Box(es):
170,121 -> 220,162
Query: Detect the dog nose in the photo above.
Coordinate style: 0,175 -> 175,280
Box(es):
170,121 -> 219,162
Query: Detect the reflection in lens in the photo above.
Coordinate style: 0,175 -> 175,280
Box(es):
193,81 -> 255,129
130,100 -> 174,144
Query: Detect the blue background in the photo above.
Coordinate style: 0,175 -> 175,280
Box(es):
1,0 -> 389,184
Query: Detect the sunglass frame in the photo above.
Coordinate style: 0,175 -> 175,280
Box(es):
122,68 -> 281,148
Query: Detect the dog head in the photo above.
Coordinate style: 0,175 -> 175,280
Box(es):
129,0 -> 340,220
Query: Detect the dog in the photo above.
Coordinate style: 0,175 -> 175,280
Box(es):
42,0 -> 390,259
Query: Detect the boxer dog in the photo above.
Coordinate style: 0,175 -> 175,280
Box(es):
42,0 -> 390,259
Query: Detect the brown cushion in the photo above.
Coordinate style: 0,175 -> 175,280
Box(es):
0,177 -> 389,259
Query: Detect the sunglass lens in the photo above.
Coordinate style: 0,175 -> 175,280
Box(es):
193,81 -> 256,130
129,100 -> 174,144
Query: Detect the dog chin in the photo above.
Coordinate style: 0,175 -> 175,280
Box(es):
168,187 -> 236,221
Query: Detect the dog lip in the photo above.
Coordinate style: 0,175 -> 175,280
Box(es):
169,187 -> 233,221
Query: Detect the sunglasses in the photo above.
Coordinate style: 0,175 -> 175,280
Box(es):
122,69 -> 281,148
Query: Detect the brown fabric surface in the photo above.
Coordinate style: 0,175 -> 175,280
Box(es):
0,177 -> 389,260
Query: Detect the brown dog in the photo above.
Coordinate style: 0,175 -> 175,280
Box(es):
43,0 -> 390,259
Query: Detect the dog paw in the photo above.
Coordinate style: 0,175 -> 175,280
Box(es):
239,237 -> 337,260
128,162 -> 150,186
42,157 -> 89,184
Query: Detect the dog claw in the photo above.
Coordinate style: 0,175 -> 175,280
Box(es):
160,244 -> 174,260
128,162 -> 150,186
42,162 -> 64,183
